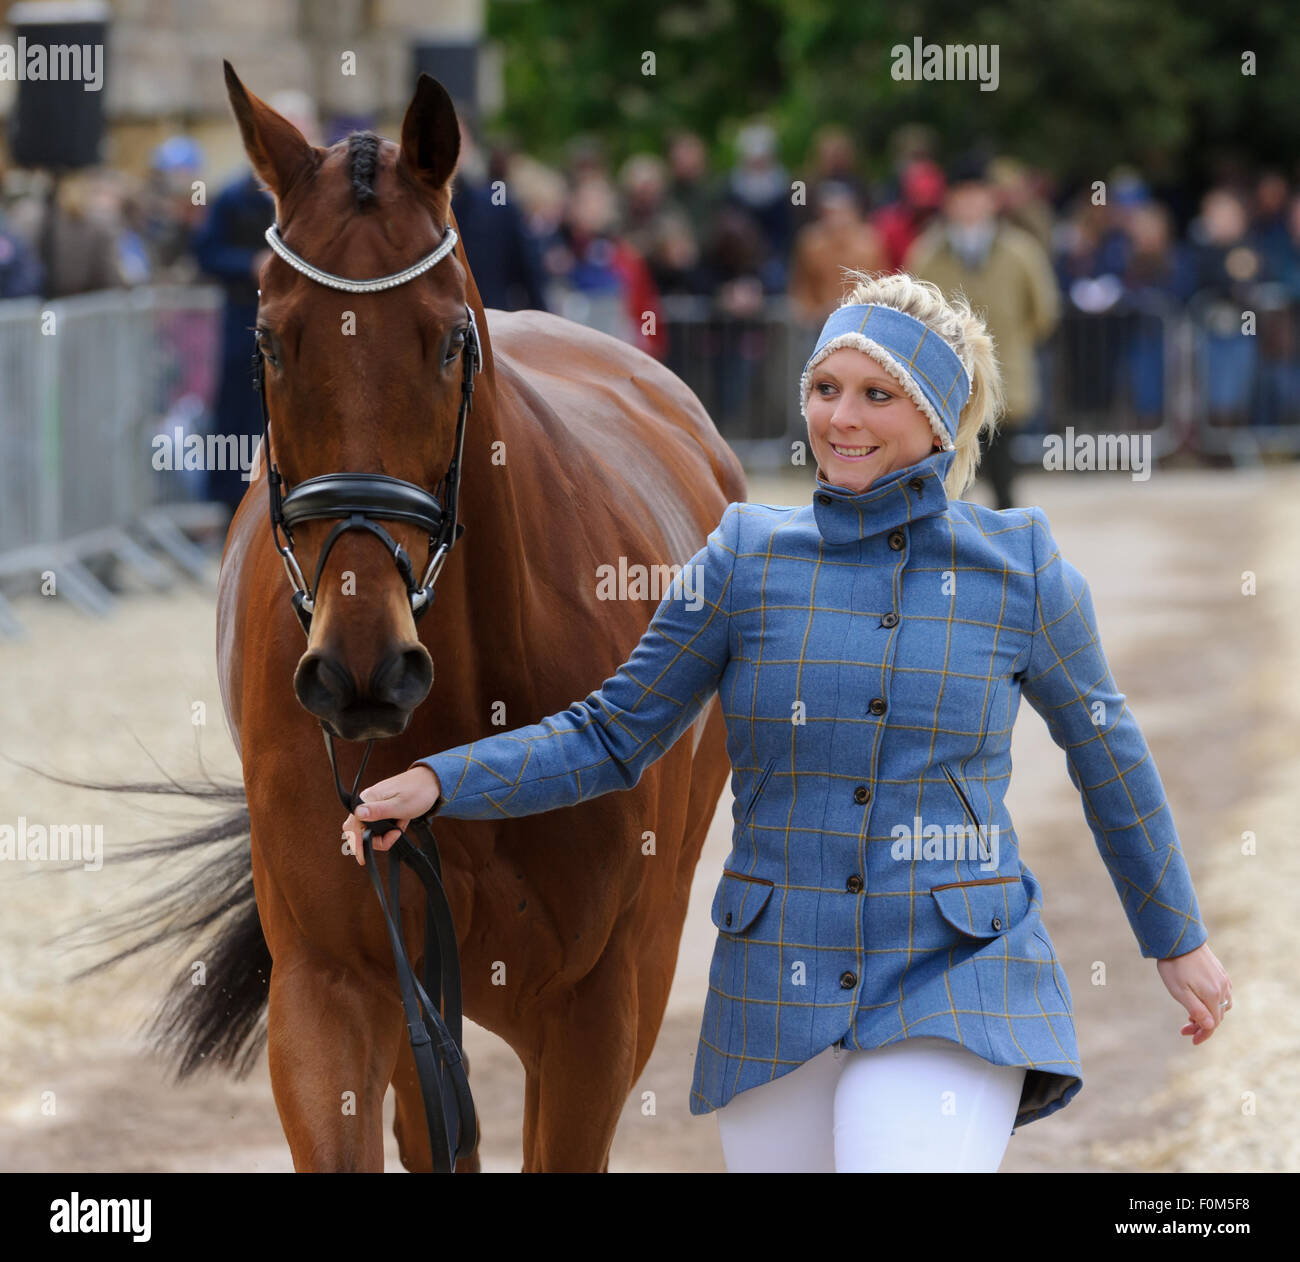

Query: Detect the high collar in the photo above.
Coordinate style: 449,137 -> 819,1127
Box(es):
811,447 -> 956,544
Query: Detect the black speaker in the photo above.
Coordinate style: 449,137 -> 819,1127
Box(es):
411,38 -> 479,127
6,1 -> 109,170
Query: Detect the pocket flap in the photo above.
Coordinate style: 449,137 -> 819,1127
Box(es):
710,869 -> 774,934
930,875 -> 1027,938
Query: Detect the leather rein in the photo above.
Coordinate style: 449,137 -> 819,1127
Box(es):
251,219 -> 480,1172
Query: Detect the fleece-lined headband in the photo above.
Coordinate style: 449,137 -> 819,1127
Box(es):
799,304 -> 971,451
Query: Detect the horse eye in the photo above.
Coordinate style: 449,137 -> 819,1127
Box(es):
256,328 -> 279,367
443,327 -> 468,364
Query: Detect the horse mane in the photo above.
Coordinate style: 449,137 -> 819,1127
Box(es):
347,131 -> 382,208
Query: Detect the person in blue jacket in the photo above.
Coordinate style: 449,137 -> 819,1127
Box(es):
342,270 -> 1231,1173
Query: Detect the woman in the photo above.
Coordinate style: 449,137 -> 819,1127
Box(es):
342,270 -> 1231,1173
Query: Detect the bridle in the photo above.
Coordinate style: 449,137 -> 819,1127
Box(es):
251,217 -> 480,1173
255,221 -> 481,636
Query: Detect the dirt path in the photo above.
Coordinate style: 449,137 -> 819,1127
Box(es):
1,464 -> 1292,1172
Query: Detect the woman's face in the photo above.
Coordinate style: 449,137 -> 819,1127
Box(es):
805,347 -> 942,493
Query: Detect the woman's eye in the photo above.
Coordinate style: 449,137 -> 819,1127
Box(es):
867,387 -> 891,401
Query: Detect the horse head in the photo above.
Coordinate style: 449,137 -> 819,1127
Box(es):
224,62 -> 479,741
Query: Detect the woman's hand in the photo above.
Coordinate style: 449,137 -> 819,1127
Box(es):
341,765 -> 441,867
1156,941 -> 1231,1045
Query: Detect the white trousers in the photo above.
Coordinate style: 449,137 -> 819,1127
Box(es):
715,1035 -> 1026,1172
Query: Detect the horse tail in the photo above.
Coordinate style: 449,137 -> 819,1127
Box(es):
38,757 -> 271,1080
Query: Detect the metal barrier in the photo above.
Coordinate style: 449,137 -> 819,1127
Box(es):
1186,283 -> 1300,459
1013,292 -> 1185,466
4,279 -> 1297,633
0,285 -> 225,635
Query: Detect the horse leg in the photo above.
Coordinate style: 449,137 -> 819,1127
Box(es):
266,944 -> 404,1172
391,1035 -> 481,1173
520,941 -> 640,1172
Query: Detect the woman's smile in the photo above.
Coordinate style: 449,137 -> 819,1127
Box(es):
829,442 -> 880,461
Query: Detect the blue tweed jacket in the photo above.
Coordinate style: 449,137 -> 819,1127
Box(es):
415,445 -> 1208,1130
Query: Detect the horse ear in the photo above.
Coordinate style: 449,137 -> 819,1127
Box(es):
399,73 -> 461,194
222,60 -> 318,200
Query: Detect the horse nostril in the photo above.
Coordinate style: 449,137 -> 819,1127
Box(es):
370,646 -> 433,709
294,652 -> 358,717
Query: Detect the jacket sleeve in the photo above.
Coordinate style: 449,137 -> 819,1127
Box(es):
1020,506 -> 1208,960
409,502 -> 740,820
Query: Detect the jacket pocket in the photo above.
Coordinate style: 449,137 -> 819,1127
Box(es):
941,761 -> 981,831
739,756 -> 777,828
929,874 -> 1027,939
710,868 -> 774,934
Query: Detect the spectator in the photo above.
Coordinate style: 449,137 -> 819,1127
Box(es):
0,157 -> 43,297
806,125 -> 869,218
907,155 -> 1060,508
987,155 -> 1054,252
788,180 -> 886,323
137,135 -> 206,284
8,168 -> 126,297
552,177 -> 664,360
666,130 -> 717,251
450,120 -> 548,311
722,121 -> 792,291
872,158 -> 946,272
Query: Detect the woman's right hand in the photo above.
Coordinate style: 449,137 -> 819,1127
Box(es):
341,765 -> 442,866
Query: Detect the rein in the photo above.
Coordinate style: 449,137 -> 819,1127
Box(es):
251,218 -> 480,1172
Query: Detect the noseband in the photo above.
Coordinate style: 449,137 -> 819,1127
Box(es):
253,220 -> 481,636
251,219 -> 479,1173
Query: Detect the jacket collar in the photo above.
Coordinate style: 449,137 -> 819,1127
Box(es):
811,447 -> 956,544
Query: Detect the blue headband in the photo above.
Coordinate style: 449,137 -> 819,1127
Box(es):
799,304 -> 971,451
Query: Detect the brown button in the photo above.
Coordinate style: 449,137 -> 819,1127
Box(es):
869,697 -> 887,716
888,530 -> 905,551
846,874 -> 863,893
909,478 -> 924,492
853,785 -> 871,804
725,911 -> 733,926
839,971 -> 857,989
881,611 -> 899,628
817,493 -> 832,505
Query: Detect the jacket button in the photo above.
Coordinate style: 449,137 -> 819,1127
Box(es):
991,916 -> 1002,931
846,873 -> 863,893
909,478 -> 924,492
869,697 -> 886,716
817,493 -> 832,505
888,530 -> 905,551
840,970 -> 857,989
725,911 -> 733,926
881,611 -> 899,627
853,785 -> 871,804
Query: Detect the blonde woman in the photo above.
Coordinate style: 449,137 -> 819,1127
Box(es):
343,270 -> 1230,1173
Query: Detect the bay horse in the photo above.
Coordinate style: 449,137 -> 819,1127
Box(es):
208,64 -> 744,1171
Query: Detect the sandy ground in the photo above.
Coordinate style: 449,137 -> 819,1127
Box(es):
1,461 -> 1296,1173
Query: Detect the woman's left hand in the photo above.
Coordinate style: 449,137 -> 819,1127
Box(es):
1156,941 -> 1231,1045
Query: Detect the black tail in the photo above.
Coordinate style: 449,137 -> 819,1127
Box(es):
21,748 -> 272,1080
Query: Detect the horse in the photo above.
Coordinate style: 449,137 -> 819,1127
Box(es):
176,64 -> 745,1172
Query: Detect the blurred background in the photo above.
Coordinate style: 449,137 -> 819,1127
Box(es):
1,0 -> 1296,1174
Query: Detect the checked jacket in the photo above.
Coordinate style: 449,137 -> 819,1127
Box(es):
415,445 -> 1208,1129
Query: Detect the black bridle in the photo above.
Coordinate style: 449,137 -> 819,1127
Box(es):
251,218 -> 480,1172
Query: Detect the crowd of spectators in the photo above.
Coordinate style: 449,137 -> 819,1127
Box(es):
3,110 -> 1299,509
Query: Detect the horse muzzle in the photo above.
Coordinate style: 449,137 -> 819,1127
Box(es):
294,643 -> 434,740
